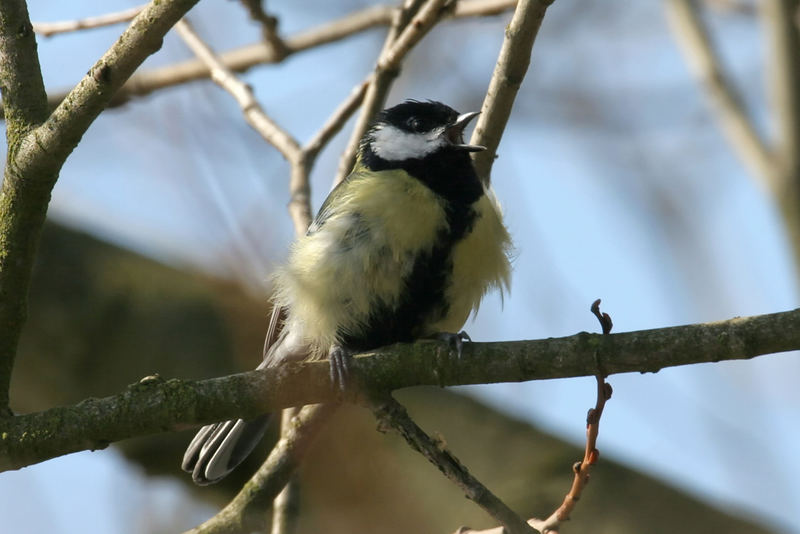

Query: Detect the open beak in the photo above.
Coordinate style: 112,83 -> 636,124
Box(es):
444,111 -> 486,152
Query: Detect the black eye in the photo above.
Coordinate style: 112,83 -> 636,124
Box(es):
406,117 -> 425,132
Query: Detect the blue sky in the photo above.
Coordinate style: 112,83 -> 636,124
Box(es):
1,1 -> 799,533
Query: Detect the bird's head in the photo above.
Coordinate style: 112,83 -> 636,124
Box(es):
361,100 -> 486,166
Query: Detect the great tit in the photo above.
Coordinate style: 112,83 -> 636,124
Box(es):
182,100 -> 513,485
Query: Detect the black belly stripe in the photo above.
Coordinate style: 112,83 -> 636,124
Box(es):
339,146 -> 483,351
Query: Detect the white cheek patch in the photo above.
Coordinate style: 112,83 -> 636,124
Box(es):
371,124 -> 446,161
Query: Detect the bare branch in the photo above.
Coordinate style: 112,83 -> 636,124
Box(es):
174,18 -> 314,234
528,302 -> 614,533
32,5 -> 146,37
665,0 -> 774,185
22,0 -> 202,173
373,396 -> 536,534
456,0 -> 517,17
0,0 -> 50,414
1,307 -> 798,472
237,0 -> 289,60
174,18 -> 301,161
470,0 -> 554,184
335,0 -> 450,184
185,404 -> 335,534
0,0 -> 200,414
175,18 -> 369,236
23,0 -> 516,117
304,80 -> 370,160
269,408 -> 302,534
761,0 -> 800,272
285,76 -> 369,235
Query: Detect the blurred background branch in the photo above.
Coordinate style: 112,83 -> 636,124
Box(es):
32,4 -> 145,37
16,0 -> 518,117
667,0 -> 800,274
665,0 -> 772,183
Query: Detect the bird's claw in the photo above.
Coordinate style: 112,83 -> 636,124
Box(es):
435,330 -> 472,359
329,346 -> 352,391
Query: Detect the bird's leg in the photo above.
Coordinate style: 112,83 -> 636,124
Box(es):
432,330 -> 472,359
328,345 -> 353,391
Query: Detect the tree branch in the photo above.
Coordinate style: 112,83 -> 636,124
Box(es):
0,0 -> 201,415
269,408 -> 301,534
237,0 -> 289,61
665,0 -> 773,185
373,395 -> 536,534
175,18 -> 370,235
0,0 -> 48,135
174,18 -> 301,162
335,0 -> 440,184
470,0 -> 554,184
15,0 -> 517,117
32,5 -> 146,37
528,301 -> 613,533
1,307 -> 797,472
0,0 -> 51,414
761,0 -> 800,273
185,404 -> 335,534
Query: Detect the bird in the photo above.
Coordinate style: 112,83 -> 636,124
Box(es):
182,99 -> 513,485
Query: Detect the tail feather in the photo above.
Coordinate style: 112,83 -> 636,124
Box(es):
182,414 -> 272,485
182,306 -> 309,485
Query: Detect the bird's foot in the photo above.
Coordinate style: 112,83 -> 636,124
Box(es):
433,330 -> 472,359
329,345 -> 353,391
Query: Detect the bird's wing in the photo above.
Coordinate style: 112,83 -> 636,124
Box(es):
306,164 -> 368,235
262,305 -> 285,362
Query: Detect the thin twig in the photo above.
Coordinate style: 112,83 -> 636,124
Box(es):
174,18 -> 301,161
304,80 -> 370,161
372,395 -> 536,534
238,0 -> 289,60
470,0 -> 554,184
287,159 -> 313,237
32,4 -> 146,37
283,80 -> 369,234
528,301 -> 613,532
270,408 -> 301,534
185,404 -> 336,534
16,0 -> 516,118
176,17 -> 370,237
335,0 -> 458,183
458,301 -> 614,534
334,0 -> 431,184
665,0 -> 773,185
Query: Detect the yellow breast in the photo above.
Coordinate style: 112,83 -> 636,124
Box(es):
429,188 -> 512,334
273,169 -> 450,351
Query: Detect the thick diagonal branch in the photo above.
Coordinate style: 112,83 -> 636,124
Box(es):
0,0 -> 51,414
0,0 -> 200,414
